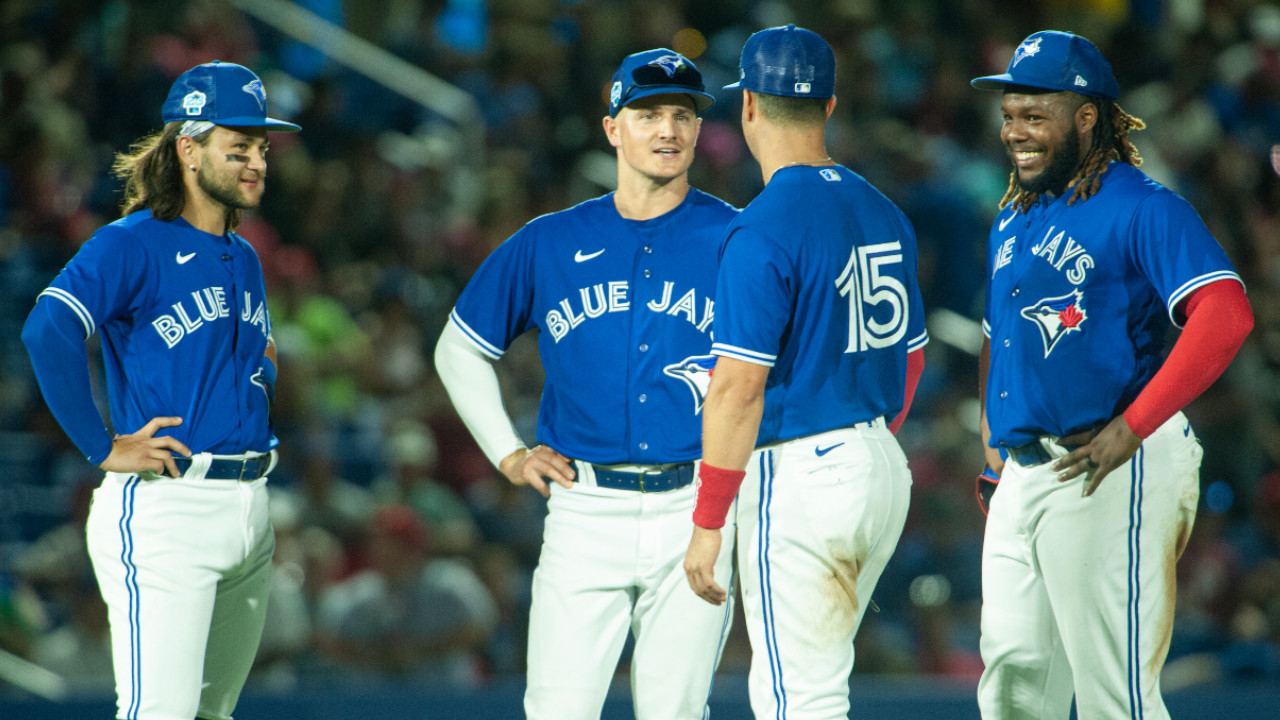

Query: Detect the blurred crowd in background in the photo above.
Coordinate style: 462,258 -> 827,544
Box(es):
1,0 -> 1278,700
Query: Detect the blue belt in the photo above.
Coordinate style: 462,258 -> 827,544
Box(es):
173,452 -> 273,481
589,462 -> 695,492
1003,440 -> 1056,467
1004,429 -> 1093,468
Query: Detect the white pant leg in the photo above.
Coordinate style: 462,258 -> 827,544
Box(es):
199,481 -> 274,720
525,485 -> 636,720
87,472 -> 273,720
977,459 -> 1074,720
979,413 -> 1201,720
738,427 -> 912,720
630,484 -> 735,720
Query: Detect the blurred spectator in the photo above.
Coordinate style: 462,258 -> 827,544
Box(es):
313,505 -> 497,686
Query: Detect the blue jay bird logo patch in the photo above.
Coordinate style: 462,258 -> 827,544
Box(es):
242,79 -> 266,110
1012,37 -> 1042,67
663,354 -> 717,414
1021,289 -> 1086,358
650,55 -> 685,77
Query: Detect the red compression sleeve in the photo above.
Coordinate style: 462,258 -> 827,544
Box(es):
889,347 -> 925,434
692,463 -> 747,529
1122,280 -> 1253,438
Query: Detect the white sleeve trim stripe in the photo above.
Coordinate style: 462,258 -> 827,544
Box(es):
982,319 -> 992,338
39,288 -> 94,338
448,309 -> 504,360
1166,272 -> 1244,327
711,343 -> 776,367
711,348 -> 776,367
907,331 -> 930,352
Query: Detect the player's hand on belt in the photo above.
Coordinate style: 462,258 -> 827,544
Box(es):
684,526 -> 727,606
499,445 -> 575,498
1053,416 -> 1143,497
98,416 -> 192,478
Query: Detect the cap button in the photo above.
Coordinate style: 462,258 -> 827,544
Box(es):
786,23 -> 795,30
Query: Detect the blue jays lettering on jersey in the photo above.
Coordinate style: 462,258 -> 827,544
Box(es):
983,162 -> 1243,447
25,209 -> 275,462
451,188 -> 738,464
713,165 -> 929,446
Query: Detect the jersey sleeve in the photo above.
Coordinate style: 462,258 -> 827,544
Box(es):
450,226 -> 538,359
1128,191 -> 1243,328
22,225 -> 150,463
711,227 -> 794,366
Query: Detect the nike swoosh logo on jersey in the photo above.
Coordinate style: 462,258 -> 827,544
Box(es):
176,251 -> 196,264
998,213 -> 1017,232
815,443 -> 845,457
574,249 -> 605,263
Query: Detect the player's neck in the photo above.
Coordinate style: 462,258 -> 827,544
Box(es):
180,189 -> 231,236
613,174 -> 691,221
756,133 -> 833,185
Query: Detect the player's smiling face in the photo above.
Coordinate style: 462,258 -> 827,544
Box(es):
197,126 -> 270,210
1000,90 -> 1090,196
605,93 -> 700,184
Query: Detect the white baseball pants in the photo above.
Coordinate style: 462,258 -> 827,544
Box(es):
978,412 -> 1202,719
524,476 -> 736,720
87,463 -> 274,720
736,423 -> 912,720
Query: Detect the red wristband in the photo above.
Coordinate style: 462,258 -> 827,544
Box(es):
692,463 -> 746,529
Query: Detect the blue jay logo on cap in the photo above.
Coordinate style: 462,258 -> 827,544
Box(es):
650,54 -> 685,77
610,80 -> 622,107
182,90 -> 207,116
1012,37 -> 1042,67
242,78 -> 266,110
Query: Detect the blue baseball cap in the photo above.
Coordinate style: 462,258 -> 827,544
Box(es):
971,31 -> 1118,100
161,61 -> 301,131
724,24 -> 836,99
608,49 -> 715,118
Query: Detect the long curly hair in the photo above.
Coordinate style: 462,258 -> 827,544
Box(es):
1000,98 -> 1146,213
112,123 -> 240,230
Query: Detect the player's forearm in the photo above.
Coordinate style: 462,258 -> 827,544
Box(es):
21,301 -> 113,463
1122,280 -> 1253,437
434,320 -> 527,468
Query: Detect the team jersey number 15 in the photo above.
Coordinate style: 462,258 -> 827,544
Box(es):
835,241 -> 908,352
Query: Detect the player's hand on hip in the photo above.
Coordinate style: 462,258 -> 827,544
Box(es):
684,526 -> 727,606
98,416 -> 191,478
1053,416 -> 1143,497
499,445 -> 575,498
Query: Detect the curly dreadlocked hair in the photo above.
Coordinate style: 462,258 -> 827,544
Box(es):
1000,98 -> 1146,213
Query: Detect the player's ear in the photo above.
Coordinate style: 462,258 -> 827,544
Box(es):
1074,98 -> 1098,137
824,96 -> 837,121
602,114 -> 621,148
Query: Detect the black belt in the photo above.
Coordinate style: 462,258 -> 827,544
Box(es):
173,452 -> 273,481
589,462 -> 695,492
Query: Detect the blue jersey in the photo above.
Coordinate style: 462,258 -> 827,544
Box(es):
982,162 -> 1242,447
712,165 -> 929,447
450,189 -> 738,465
23,210 -> 276,463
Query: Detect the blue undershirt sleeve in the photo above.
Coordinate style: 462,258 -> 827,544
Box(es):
22,297 -> 114,464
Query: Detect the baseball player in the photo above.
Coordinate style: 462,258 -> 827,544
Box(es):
970,31 -> 1254,719
434,49 -> 738,719
683,25 -> 928,720
21,61 -> 298,720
